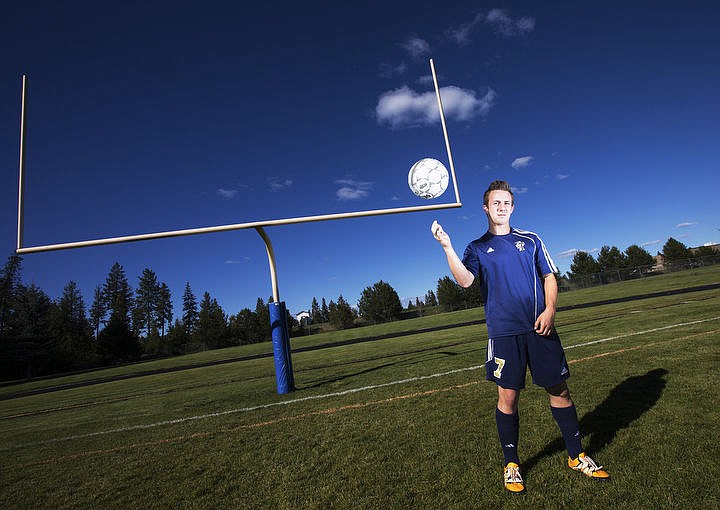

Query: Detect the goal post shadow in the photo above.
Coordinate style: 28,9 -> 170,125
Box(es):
15,59 -> 462,395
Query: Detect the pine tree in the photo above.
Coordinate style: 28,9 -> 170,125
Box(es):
196,291 -> 228,349
99,263 -> 139,363
0,255 -> 22,337
310,297 -> 321,323
327,299 -> 336,327
158,283 -> 173,338
569,251 -> 600,277
328,295 -> 356,329
597,246 -> 627,271
662,237 -> 690,260
134,268 -> 160,338
13,284 -> 54,378
182,282 -> 198,337
228,308 -> 261,345
425,290 -> 438,308
165,318 -> 187,355
255,297 -> 270,341
53,281 -> 93,369
358,280 -> 402,324
321,298 -> 329,323
625,245 -> 655,270
97,314 -> 140,363
436,276 -> 465,312
103,262 -> 133,326
89,285 -> 105,339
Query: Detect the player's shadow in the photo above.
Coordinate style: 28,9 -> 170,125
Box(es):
523,368 -> 668,475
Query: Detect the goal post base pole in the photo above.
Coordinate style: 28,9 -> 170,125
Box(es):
269,301 -> 295,394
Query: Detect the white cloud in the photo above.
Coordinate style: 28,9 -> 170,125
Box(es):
511,186 -> 528,195
445,12 -> 485,46
376,85 -> 496,129
379,61 -> 407,78
511,156 -> 533,169
224,257 -> 251,264
416,74 -> 435,86
486,9 -> 535,38
336,179 -> 373,201
559,248 -> 600,258
556,173 -> 569,180
216,188 -> 238,199
676,221 -> 698,228
558,249 -> 579,259
402,37 -> 431,59
642,240 -> 662,247
267,177 -> 292,191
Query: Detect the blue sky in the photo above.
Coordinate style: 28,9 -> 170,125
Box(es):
2,1 -> 719,319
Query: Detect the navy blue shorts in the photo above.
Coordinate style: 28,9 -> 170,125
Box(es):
485,330 -> 570,389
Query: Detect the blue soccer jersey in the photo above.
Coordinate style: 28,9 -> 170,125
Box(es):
462,228 -> 558,338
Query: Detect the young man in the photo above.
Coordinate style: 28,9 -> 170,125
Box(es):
431,180 -> 609,494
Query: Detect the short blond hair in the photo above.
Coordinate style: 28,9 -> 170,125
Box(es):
483,180 -> 513,206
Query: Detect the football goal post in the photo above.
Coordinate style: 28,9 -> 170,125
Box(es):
15,60 -> 461,394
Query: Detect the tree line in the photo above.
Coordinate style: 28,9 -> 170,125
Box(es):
3,236 -> 714,381
566,237 -> 718,278
427,237 -> 719,310
303,279 -> 478,331
0,253 -> 465,381
0,257 -> 440,381
0,256 -> 292,381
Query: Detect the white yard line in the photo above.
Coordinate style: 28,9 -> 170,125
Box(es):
4,316 -> 718,452
564,317 -> 719,350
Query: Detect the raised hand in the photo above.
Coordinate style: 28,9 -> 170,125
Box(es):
431,220 -> 450,247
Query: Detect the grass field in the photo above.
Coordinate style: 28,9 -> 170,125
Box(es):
1,266 -> 719,509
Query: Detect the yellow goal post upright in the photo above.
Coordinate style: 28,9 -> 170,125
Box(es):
15,59 -> 462,394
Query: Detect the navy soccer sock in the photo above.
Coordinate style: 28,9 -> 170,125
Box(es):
551,405 -> 583,459
495,408 -> 520,465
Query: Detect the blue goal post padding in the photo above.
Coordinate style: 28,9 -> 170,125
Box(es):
269,301 -> 295,394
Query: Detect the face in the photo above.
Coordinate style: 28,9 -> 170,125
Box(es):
483,190 -> 514,226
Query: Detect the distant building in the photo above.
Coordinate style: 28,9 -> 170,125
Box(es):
653,253 -> 665,271
296,311 -> 311,324
654,243 -> 720,271
690,243 -> 720,255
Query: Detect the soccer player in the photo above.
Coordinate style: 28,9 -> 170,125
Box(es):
431,180 -> 609,494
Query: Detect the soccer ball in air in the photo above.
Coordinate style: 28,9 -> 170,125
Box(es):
408,158 -> 449,199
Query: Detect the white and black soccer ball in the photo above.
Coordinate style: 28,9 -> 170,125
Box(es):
408,158 -> 449,199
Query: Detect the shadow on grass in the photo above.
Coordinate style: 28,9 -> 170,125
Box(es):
299,350 -> 465,390
523,368 -> 668,475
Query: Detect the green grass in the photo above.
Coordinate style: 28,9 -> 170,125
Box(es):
1,266 -> 719,508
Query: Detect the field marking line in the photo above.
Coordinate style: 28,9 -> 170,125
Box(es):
568,328 -> 719,364
9,326 -> 720,469
0,364 -> 485,452
11,382 -> 481,469
563,317 -> 719,350
569,344 -> 648,364
3,316 -> 718,454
